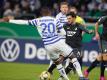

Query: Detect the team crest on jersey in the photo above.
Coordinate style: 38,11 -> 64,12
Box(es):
75,28 -> 77,30
67,31 -> 76,36
67,27 -> 70,29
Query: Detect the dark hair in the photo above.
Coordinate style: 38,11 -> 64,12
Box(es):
40,7 -> 51,16
60,2 -> 69,7
66,12 -> 76,18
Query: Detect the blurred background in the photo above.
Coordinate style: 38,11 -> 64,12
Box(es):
0,0 -> 107,20
0,0 -> 107,80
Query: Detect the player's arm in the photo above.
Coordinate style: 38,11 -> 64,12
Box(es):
0,17 -> 37,26
59,27 -> 66,36
9,20 -> 29,25
0,17 -> 29,25
95,21 -> 100,40
56,20 -> 66,36
95,16 -> 107,40
57,25 -> 66,36
79,24 -> 93,34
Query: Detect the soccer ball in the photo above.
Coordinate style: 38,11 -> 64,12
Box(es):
40,71 -> 51,80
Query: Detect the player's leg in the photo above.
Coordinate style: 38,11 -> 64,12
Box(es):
103,54 -> 107,71
84,54 -> 107,79
79,49 -> 84,68
65,49 -> 82,75
65,62 -> 74,74
100,61 -> 106,80
84,38 -> 104,78
50,52 -> 83,77
84,39 -> 107,79
47,60 -> 56,74
57,41 -> 84,78
69,50 -> 83,77
84,56 -> 100,77
100,40 -> 107,80
54,55 -> 70,80
45,44 -> 69,80
65,58 -> 70,68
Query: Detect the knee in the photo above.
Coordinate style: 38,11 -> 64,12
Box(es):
96,55 -> 102,61
68,49 -> 81,60
53,55 -> 64,65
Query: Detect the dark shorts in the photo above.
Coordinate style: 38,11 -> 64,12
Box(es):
101,40 -> 107,53
64,48 -> 82,60
99,39 -> 107,64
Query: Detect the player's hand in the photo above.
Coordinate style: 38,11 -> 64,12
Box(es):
89,30 -> 94,34
0,17 -> 9,22
95,33 -> 100,40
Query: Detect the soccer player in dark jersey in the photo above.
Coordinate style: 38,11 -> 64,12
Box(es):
47,6 -> 86,75
58,12 -> 93,80
84,16 -> 107,80
64,6 -> 86,69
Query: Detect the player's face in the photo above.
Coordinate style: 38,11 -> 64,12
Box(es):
67,16 -> 75,24
60,5 -> 69,14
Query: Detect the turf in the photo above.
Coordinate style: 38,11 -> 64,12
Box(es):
0,62 -> 107,80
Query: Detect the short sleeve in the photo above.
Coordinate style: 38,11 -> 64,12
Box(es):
28,19 -> 37,26
56,19 -> 63,30
98,16 -> 107,25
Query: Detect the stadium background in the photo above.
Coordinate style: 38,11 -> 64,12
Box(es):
0,0 -> 107,80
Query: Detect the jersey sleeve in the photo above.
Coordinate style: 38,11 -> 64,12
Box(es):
78,23 -> 90,33
28,19 -> 38,26
80,18 -> 85,24
56,19 -> 66,35
76,16 -> 85,25
56,19 -> 63,30
98,16 -> 107,25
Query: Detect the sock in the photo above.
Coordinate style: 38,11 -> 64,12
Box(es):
78,57 -> 82,68
48,61 -> 56,74
71,58 -> 83,77
65,62 -> 73,74
65,58 -> 70,68
100,61 -> 105,77
49,60 -> 54,67
57,64 -> 69,80
87,59 -> 99,73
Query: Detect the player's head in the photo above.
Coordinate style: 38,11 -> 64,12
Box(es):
60,2 -> 69,14
40,7 -> 51,16
66,12 -> 76,24
69,6 -> 77,14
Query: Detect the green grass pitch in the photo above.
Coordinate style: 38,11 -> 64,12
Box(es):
0,62 -> 107,80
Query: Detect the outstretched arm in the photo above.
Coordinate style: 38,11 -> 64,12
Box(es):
0,17 -> 29,25
9,20 -> 29,25
79,25 -> 94,34
95,16 -> 107,40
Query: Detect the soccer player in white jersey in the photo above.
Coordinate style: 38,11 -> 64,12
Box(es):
56,2 -> 68,27
56,2 -> 68,42
0,7 -> 84,80
56,2 -> 71,68
47,2 -> 71,76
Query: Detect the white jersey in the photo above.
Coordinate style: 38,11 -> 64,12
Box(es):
56,12 -> 67,27
28,16 -> 63,45
8,17 -> 72,60
56,12 -> 67,39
